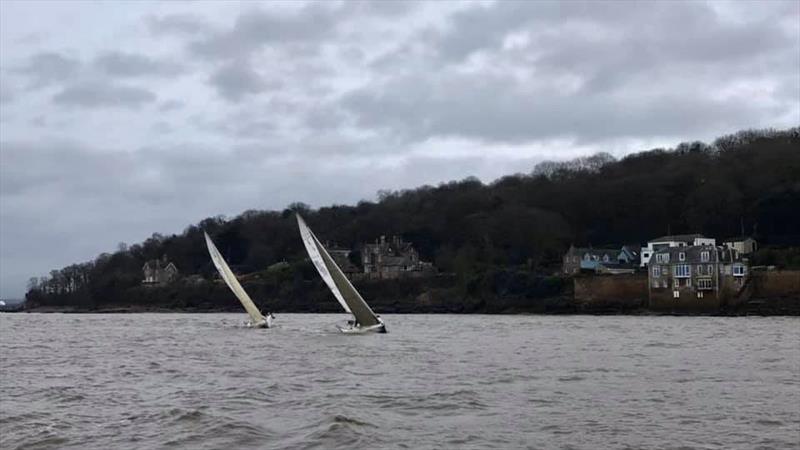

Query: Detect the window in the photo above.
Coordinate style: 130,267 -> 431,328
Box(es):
655,253 -> 670,264
696,265 -> 704,275
707,265 -> 713,276
673,278 -> 680,289
673,290 -> 680,298
700,251 -> 710,262
686,278 -> 691,287
733,265 -> 746,276
697,291 -> 704,299
674,264 -> 691,278
679,252 -> 685,261
573,256 -> 578,263
603,255 -> 609,262
652,266 -> 661,277
697,278 -> 713,290
652,280 -> 660,288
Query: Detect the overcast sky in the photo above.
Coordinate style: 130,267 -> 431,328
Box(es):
1,0 -> 798,297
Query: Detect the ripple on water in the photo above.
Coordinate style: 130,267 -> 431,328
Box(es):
1,314 -> 799,450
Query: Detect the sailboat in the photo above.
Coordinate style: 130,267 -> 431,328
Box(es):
204,232 -> 273,328
296,214 -> 386,334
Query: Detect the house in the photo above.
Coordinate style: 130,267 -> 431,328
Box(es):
647,245 -> 748,302
142,256 -> 179,285
723,236 -> 758,255
640,234 -> 716,267
562,245 -> 638,275
362,235 -> 435,279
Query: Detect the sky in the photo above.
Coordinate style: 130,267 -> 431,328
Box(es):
0,0 -> 798,297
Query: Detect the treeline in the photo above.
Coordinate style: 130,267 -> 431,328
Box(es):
26,127 -> 800,310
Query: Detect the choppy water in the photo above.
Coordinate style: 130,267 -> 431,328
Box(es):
0,314 -> 798,449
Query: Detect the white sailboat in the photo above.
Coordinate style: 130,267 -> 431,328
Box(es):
204,232 -> 273,328
296,214 -> 386,334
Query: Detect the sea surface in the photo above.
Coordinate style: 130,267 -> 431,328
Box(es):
0,314 -> 798,450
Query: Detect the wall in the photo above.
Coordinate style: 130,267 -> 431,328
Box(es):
751,270 -> 800,298
648,286 -> 722,312
573,274 -> 648,311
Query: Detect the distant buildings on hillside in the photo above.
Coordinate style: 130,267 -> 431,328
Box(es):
562,245 -> 638,275
362,235 -> 435,279
142,256 -> 179,285
327,236 -> 436,280
563,233 -> 756,303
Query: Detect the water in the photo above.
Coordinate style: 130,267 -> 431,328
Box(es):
1,314 -> 798,449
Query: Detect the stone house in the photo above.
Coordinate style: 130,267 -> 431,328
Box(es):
142,256 -> 179,285
362,235 -> 435,279
562,245 -> 638,275
647,245 -> 748,302
640,234 -> 716,267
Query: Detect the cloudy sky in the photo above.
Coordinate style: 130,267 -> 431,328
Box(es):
0,0 -> 798,297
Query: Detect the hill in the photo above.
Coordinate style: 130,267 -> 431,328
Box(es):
25,127 -> 800,313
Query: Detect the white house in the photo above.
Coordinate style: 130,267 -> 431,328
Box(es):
723,236 -> 758,255
640,234 -> 716,267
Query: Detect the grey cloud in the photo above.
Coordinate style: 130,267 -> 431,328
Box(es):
158,99 -> 185,112
188,5 -> 338,60
209,59 -> 275,102
343,73 -> 776,144
146,13 -> 213,36
15,51 -> 80,87
0,82 -> 13,103
93,51 -> 183,77
430,1 -> 796,68
53,81 -> 156,108
347,0 -> 799,144
340,0 -> 422,17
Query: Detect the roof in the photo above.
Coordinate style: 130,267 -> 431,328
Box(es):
621,245 -> 640,256
648,234 -> 705,244
567,247 -> 619,258
722,236 -> 755,242
651,245 -> 744,263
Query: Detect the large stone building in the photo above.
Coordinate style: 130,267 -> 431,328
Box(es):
142,256 -> 179,285
362,235 -> 435,279
647,245 -> 748,303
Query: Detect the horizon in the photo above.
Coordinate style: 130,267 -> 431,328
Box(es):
1,0 -> 799,297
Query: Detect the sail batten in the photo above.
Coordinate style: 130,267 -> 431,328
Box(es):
204,232 -> 265,324
296,215 -> 380,327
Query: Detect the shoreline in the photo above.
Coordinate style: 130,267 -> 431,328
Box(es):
14,305 -> 800,316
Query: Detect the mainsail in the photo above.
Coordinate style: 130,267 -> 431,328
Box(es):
296,215 -> 380,327
204,232 -> 265,324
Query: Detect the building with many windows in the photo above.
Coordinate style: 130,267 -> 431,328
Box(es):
647,245 -> 748,304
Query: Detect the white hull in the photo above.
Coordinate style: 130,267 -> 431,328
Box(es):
246,314 -> 274,329
337,320 -> 387,334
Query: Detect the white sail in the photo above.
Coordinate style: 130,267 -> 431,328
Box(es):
204,232 -> 265,324
296,215 -> 381,328
297,215 -> 351,313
